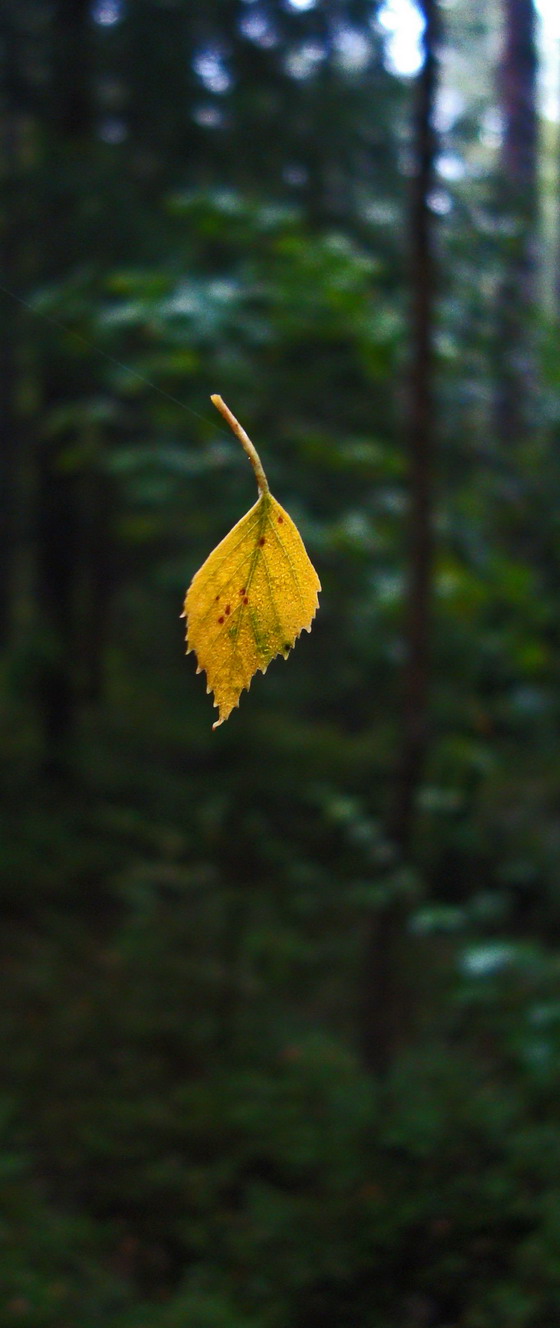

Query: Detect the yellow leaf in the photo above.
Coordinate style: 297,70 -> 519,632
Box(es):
183,397 -> 320,728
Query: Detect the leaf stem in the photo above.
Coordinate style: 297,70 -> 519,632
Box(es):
211,395 -> 269,496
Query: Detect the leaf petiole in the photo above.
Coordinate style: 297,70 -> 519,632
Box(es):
211,394 -> 270,497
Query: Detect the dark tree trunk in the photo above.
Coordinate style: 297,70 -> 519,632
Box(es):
50,0 -> 93,139
389,0 -> 439,856
0,174 -> 19,654
35,0 -> 93,774
36,429 -> 80,769
77,459 -> 115,705
495,0 -> 538,448
0,10 -> 25,647
361,0 -> 439,1076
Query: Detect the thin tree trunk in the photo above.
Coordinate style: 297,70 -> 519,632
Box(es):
0,10 -> 24,647
495,0 -> 538,448
35,0 -> 93,774
557,103 -> 560,313
390,1 -> 438,854
36,429 -> 80,770
77,457 -> 115,705
361,0 -> 439,1076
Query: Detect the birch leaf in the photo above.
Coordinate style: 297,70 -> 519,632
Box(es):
183,397 -> 320,728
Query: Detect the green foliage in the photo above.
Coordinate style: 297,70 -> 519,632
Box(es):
2,0 -> 560,1323
5,909 -> 560,1325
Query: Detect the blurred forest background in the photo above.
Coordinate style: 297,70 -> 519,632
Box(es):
2,0 -> 560,1323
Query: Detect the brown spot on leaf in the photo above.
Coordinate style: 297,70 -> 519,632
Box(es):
239,587 -> 246,596
243,596 -> 249,605
225,605 -> 230,615
258,536 -> 266,546
278,516 -> 284,524
218,616 -> 225,625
